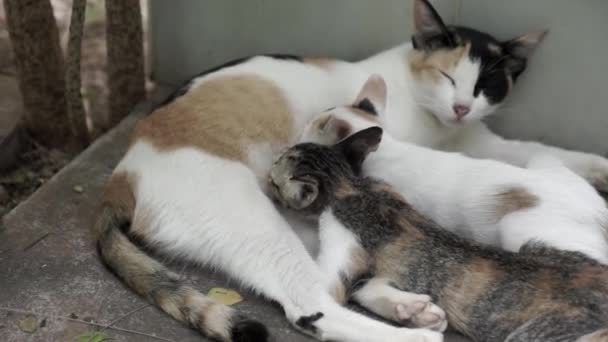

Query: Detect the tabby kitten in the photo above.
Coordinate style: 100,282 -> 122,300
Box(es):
269,127 -> 608,342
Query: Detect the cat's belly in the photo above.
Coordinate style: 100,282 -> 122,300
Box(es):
116,140 -> 321,260
280,209 -> 320,257
115,141 -> 298,258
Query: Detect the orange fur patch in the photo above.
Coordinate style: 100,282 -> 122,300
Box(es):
441,258 -> 501,334
332,246 -> 370,304
409,44 -> 470,81
132,75 -> 293,161
494,187 -> 539,220
303,57 -> 337,69
103,172 -> 136,214
335,179 -> 358,199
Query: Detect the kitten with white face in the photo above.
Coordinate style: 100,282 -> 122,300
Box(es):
300,75 -> 608,263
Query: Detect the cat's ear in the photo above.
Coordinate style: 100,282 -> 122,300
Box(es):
335,126 -> 383,174
502,30 -> 547,77
412,0 -> 453,50
318,115 -> 353,142
353,74 -> 387,115
503,30 -> 547,59
282,176 -> 319,210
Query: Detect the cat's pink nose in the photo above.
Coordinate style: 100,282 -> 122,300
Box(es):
453,104 -> 470,119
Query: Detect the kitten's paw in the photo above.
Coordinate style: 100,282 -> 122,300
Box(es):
393,328 -> 444,342
572,156 -> 608,196
578,157 -> 608,203
396,300 -> 448,332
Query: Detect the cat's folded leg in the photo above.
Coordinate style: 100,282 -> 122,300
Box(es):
351,277 -> 448,332
310,213 -> 444,340
446,122 -> 608,196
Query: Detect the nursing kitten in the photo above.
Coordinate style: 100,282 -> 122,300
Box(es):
269,128 -> 608,342
300,75 -> 608,262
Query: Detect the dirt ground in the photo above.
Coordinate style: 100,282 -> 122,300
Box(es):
0,0 -> 151,219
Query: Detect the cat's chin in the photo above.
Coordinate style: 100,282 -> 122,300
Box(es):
434,114 -> 470,128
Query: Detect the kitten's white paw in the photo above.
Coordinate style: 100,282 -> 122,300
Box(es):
587,158 -> 608,196
394,297 -> 448,332
396,302 -> 448,332
571,156 -> 608,194
393,328 -> 444,342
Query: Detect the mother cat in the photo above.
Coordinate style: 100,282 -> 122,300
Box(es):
95,0 -> 608,341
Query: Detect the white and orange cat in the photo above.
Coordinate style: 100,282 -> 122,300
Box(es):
95,0 -> 608,341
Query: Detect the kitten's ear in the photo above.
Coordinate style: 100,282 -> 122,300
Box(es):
503,30 -> 547,59
354,74 -> 387,115
412,0 -> 453,50
502,30 -> 547,78
335,126 -> 383,174
318,115 -> 353,142
283,176 -> 319,210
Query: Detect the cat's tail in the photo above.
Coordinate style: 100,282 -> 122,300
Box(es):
95,204 -> 269,342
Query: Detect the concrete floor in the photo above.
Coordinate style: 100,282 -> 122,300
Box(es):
0,100 -> 470,342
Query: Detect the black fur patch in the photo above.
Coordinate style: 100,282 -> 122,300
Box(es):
413,24 -> 528,105
295,312 -> 324,334
231,319 -> 269,342
262,53 -> 302,62
451,27 -> 513,104
451,27 -> 514,104
156,54 -> 302,108
355,98 -> 377,115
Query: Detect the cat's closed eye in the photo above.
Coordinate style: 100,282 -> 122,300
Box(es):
438,69 -> 455,86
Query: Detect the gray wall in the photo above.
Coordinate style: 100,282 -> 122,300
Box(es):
149,0 -> 608,154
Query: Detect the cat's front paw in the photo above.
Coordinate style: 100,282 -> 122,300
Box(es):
579,156 -> 608,199
395,298 -> 448,332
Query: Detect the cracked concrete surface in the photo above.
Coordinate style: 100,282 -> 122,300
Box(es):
0,99 -> 469,342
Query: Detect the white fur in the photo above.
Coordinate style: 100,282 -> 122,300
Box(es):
117,140 -> 441,342
117,54 -> 443,341
316,210 -> 362,291
115,23 -> 608,341
356,44 -> 608,182
190,56 -> 369,142
301,110 -> 608,263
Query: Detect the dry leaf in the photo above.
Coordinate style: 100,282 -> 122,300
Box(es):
17,316 -> 38,333
208,287 -> 243,305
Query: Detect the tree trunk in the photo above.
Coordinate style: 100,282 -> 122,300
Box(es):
65,0 -> 89,147
105,0 -> 145,127
3,0 -> 72,149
